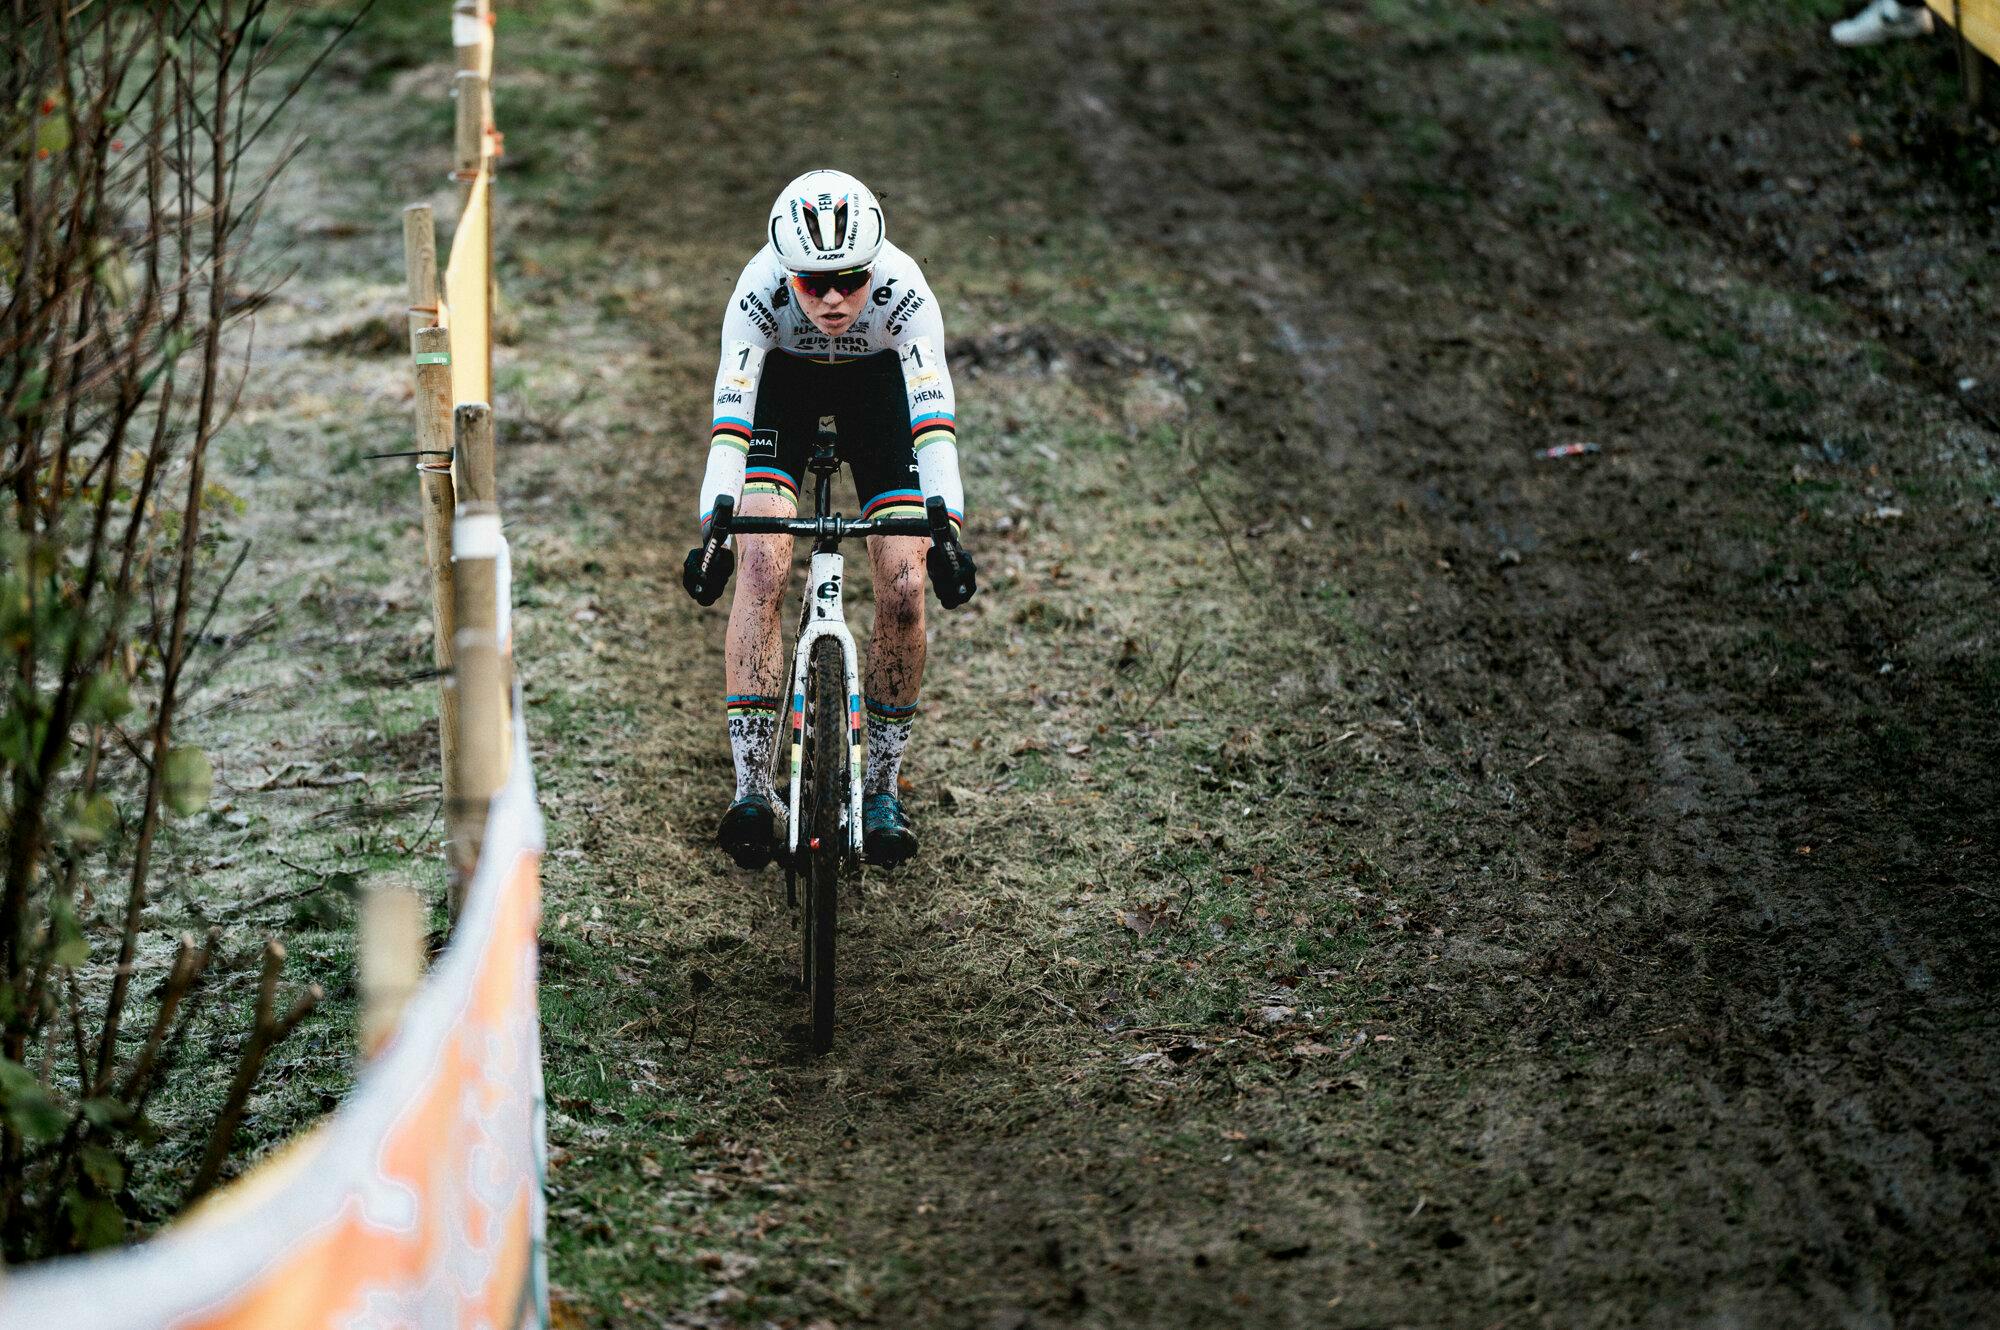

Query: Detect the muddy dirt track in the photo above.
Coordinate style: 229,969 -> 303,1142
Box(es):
479,1 -> 2000,1326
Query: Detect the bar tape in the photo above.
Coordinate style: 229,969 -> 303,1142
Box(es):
413,351 -> 451,366
454,512 -> 504,559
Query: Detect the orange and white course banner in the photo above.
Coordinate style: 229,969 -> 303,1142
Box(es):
0,728 -> 548,1330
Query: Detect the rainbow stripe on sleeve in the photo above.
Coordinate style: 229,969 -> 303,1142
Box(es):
710,415 -> 753,449
910,410 -> 955,450
909,411 -> 963,527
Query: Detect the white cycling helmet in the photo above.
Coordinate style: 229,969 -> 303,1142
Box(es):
768,169 -> 885,273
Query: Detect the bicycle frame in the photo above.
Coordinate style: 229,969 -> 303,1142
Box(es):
783,547 -> 864,861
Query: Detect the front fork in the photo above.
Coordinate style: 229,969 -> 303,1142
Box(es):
784,549 -> 866,863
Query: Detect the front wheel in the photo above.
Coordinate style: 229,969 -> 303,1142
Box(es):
801,636 -> 849,1054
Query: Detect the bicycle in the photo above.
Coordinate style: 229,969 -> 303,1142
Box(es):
690,435 -> 973,1054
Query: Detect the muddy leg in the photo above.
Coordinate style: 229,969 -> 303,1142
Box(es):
723,491 -> 796,801
863,534 -> 927,795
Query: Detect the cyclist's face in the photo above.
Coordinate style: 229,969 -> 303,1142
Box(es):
794,276 -> 870,336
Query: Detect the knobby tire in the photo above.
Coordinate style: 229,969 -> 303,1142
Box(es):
803,636 -> 847,1054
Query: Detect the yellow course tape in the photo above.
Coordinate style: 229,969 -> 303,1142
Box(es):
1925,0 -> 2000,62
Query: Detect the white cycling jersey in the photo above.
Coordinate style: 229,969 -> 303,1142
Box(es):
697,241 -> 964,530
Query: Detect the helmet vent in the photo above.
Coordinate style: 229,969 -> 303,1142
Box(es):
800,195 -> 849,252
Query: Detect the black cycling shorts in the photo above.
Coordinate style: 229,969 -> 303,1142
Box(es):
743,349 -> 923,522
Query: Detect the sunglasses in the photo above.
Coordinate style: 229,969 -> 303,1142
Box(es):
791,266 -> 873,299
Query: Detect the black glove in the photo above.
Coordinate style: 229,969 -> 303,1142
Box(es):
682,540 -> 734,606
926,542 -> 977,609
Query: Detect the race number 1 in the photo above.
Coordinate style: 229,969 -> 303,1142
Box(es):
902,335 -> 941,388
726,340 -> 766,390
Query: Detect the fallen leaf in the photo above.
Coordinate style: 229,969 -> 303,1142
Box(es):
1116,901 -> 1175,938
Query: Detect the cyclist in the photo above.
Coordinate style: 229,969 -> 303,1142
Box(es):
682,169 -> 976,871
1831,0 -> 1931,44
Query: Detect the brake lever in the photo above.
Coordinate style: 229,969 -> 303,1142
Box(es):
702,494 -> 735,567
922,496 -> 976,608
924,495 -> 957,548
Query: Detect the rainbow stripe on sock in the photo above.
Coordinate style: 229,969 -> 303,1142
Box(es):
726,693 -> 780,721
865,695 -> 918,725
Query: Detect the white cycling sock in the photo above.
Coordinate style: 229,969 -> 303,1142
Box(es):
726,694 -> 779,803
864,695 -> 917,796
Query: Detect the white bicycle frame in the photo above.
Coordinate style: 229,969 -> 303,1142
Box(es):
784,549 -> 866,861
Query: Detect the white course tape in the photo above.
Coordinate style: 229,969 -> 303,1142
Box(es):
452,13 -> 484,47
454,512 -> 504,560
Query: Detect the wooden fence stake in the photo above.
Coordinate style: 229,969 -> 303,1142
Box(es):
424,459 -> 463,863
400,204 -> 437,352
454,399 -> 497,506
454,0 -> 486,78
455,0 -> 496,151
358,885 -> 425,1059
453,71 -> 487,202
414,328 -> 458,645
420,459 -> 459,670
448,500 -> 507,918
451,65 -> 495,399
412,328 -> 462,860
